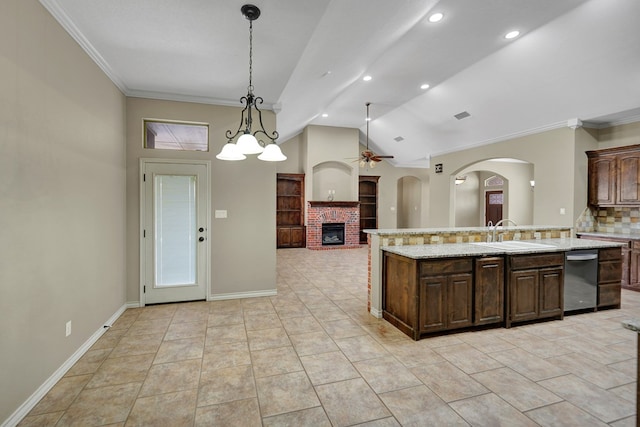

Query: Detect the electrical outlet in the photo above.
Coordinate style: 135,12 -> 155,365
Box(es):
66,321 -> 72,337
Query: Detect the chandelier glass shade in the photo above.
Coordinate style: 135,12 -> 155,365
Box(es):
216,4 -> 286,162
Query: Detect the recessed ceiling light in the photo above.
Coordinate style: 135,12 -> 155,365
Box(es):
428,12 -> 443,23
321,113 -> 328,118
420,84 -> 430,90
363,75 -> 372,82
504,30 -> 520,39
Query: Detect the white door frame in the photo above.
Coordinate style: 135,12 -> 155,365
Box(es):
139,158 -> 211,306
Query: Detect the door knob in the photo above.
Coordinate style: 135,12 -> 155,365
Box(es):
199,227 -> 205,232
199,237 -> 205,242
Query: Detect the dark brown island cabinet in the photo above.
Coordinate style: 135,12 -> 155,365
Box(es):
505,253 -> 564,328
383,248 -> 622,340
577,234 -> 640,293
276,173 -> 305,248
383,254 -> 504,340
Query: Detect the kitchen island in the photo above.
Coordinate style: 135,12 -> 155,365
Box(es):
365,227 -> 625,340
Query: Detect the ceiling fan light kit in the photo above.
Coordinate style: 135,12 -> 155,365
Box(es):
216,4 -> 286,162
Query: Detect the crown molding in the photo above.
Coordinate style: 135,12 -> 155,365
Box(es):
39,0 -> 129,94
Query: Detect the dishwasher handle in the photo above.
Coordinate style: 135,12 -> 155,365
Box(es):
566,254 -> 598,261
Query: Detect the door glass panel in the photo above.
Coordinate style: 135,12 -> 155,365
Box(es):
154,174 -> 196,287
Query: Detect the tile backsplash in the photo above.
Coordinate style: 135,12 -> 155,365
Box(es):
576,206 -> 640,235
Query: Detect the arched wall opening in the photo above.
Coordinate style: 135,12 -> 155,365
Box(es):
312,161 -> 353,201
452,158 -> 534,227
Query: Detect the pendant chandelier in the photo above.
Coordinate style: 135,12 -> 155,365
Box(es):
216,4 -> 286,162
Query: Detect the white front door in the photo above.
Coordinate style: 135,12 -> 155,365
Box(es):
140,160 -> 210,305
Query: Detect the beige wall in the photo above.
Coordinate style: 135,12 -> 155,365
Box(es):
454,172 -> 481,226
397,176 -> 423,228
0,1 -> 126,422
126,98 -> 277,302
303,126 -> 360,203
597,121 -> 640,149
428,127 -> 577,227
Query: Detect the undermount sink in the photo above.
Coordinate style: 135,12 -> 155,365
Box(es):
471,241 -> 557,250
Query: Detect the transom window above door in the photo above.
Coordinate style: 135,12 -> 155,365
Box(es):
144,119 -> 209,152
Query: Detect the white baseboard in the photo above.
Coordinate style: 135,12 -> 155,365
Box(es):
370,306 -> 383,318
209,289 -> 277,301
126,301 -> 141,308
1,304 -> 127,427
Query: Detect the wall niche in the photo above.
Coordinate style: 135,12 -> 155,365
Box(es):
312,161 -> 354,201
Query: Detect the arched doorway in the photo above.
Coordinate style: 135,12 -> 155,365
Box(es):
453,158 -> 533,227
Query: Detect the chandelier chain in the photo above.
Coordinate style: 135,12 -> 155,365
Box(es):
248,20 -> 253,93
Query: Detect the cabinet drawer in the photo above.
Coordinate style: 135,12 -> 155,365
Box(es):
420,258 -> 472,276
599,247 -> 623,261
632,241 -> 640,250
599,259 -> 622,283
509,253 -> 564,270
598,283 -> 621,307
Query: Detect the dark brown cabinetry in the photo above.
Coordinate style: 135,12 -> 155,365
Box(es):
383,254 -> 502,340
418,258 -> 473,334
276,173 -> 305,248
587,145 -> 640,206
474,257 -> 505,326
506,253 -> 564,328
577,234 -> 639,292
359,176 -> 379,244
597,247 -> 623,307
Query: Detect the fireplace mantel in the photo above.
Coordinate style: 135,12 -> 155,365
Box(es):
308,201 -> 360,208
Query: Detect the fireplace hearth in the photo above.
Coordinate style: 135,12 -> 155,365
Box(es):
322,223 -> 345,246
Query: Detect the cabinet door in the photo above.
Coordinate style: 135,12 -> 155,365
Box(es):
474,257 -> 504,325
290,226 -> 305,248
588,156 -> 616,205
509,269 -> 539,323
617,153 -> 640,205
419,275 -> 446,333
538,267 -> 563,318
277,227 -> 292,248
447,273 -> 473,329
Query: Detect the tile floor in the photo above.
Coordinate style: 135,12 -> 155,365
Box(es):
19,247 -> 639,426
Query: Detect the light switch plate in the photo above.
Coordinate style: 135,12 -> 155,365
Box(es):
215,210 -> 228,218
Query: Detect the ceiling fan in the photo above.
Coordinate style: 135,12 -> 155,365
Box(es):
359,102 -> 394,168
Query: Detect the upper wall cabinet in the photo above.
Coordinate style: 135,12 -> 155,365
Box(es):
587,145 -> 640,206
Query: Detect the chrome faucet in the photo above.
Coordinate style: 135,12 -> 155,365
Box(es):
490,219 -> 517,242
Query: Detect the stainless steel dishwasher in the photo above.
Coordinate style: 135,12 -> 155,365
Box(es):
564,249 -> 598,313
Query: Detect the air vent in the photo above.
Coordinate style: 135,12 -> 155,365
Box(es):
394,136 -> 404,142
454,111 -> 471,120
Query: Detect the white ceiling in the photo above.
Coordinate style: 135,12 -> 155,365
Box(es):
41,0 -> 640,167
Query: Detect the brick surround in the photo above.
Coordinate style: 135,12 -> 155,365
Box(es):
307,201 -> 360,250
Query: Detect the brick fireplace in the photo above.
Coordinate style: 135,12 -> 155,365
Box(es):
307,201 -> 360,250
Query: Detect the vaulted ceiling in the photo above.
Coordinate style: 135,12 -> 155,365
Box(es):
41,0 -> 640,167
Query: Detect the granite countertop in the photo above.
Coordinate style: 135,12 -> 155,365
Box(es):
381,238 -> 625,259
365,225 -> 569,236
621,319 -> 640,333
576,231 -> 640,240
